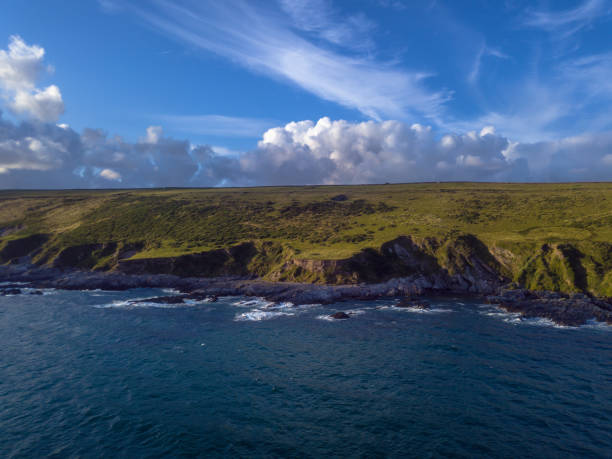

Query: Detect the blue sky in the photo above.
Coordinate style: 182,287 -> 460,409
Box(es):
0,0 -> 611,187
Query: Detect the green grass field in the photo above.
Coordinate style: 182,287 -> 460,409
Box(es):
1,183 -> 611,294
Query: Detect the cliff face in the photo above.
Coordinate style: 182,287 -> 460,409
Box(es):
269,234 -> 508,293
117,242 -> 258,277
1,232 -> 611,297
0,234 -> 49,264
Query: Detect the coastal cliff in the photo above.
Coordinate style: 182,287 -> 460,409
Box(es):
1,183 -> 611,299
2,230 -> 611,300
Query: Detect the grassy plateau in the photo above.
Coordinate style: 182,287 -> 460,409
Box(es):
0,183 -> 611,295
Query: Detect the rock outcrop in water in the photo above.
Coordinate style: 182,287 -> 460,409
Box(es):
396,298 -> 430,309
487,289 -> 612,326
329,312 -> 350,319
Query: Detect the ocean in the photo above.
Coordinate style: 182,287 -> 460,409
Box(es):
1,287 -> 611,458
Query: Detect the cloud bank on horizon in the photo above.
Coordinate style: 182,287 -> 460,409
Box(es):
0,0 -> 611,188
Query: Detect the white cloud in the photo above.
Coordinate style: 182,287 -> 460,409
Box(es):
130,0 -> 449,121
279,0 -> 375,51
0,35 -> 45,91
524,0 -> 609,38
99,168 -> 122,181
468,43 -> 509,83
0,113 -> 611,188
0,36 -> 64,122
0,118 -> 78,177
242,117 -> 515,184
143,125 -> 162,144
10,84 -> 64,122
479,126 -> 495,137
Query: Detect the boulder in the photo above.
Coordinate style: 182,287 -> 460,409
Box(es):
329,311 -> 350,319
131,295 -> 186,304
396,298 -> 430,309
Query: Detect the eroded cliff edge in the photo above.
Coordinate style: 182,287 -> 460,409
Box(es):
2,231 -> 611,298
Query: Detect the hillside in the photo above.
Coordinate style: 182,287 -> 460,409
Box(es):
0,183 -> 611,296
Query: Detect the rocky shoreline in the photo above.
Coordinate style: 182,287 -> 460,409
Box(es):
1,263 -> 611,327
486,289 -> 612,327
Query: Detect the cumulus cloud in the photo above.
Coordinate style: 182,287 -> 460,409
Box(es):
0,36 -> 65,122
240,118 -> 519,185
0,113 -> 611,189
10,84 -> 64,122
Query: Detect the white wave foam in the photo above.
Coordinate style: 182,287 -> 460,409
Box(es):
232,298 -> 274,309
264,301 -> 294,311
521,317 -> 572,328
315,309 -> 365,321
478,305 -> 604,329
583,319 -> 612,331
295,303 -> 321,310
480,307 -> 523,324
377,305 -> 451,314
93,297 -> 195,309
183,297 -> 216,305
234,309 -> 294,321
19,287 -> 57,296
316,314 -> 337,321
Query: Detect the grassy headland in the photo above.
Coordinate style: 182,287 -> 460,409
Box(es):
1,183 -> 611,295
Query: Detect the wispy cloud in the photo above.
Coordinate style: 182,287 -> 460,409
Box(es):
455,45 -> 612,141
468,43 -> 509,83
559,52 -> 612,100
159,114 -> 276,138
279,0 -> 375,52
128,0 -> 449,121
524,0 -> 610,38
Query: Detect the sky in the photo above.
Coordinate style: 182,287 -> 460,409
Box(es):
0,0 -> 611,188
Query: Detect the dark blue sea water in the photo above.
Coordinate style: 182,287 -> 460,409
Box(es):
1,287 -> 611,458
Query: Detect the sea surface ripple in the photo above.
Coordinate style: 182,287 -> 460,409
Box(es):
1,289 -> 611,458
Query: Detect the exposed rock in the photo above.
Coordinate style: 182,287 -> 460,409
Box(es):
396,298 -> 430,309
0,234 -> 48,264
330,194 -> 349,201
487,289 -> 612,326
52,243 -> 117,270
330,311 -> 350,319
2,263 -> 611,328
118,242 -> 257,277
131,295 -> 187,304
